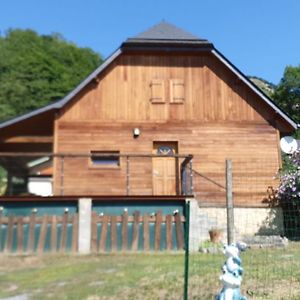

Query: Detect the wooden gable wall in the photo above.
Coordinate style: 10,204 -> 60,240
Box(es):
53,52 -> 281,205
59,52 -> 274,124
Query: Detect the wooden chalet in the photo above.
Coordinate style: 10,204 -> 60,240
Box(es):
0,22 -> 297,206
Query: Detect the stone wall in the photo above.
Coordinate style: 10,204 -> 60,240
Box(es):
188,199 -> 284,251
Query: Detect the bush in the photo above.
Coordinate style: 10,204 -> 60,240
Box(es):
277,150 -> 300,240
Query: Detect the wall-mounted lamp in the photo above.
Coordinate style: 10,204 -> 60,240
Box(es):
133,128 -> 140,138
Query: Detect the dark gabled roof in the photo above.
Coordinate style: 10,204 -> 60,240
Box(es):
124,21 -> 212,47
133,21 -> 201,40
0,22 -> 297,132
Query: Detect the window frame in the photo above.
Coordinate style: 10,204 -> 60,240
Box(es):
89,151 -> 121,169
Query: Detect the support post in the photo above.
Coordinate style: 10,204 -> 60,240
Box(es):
60,156 -> 65,196
184,200 -> 190,300
189,160 -> 194,195
188,198 -> 200,252
78,198 -> 92,254
226,159 -> 234,244
126,156 -> 130,196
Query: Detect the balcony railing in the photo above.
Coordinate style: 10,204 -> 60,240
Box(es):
0,152 -> 193,197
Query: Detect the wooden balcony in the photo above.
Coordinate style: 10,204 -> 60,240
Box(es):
0,152 -> 193,197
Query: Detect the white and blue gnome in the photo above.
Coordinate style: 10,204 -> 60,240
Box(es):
215,242 -> 247,300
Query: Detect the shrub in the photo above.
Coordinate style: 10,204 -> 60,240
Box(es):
277,150 -> 300,240
277,150 -> 300,203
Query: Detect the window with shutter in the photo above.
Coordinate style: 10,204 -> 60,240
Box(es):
150,79 -> 165,104
170,79 -> 185,104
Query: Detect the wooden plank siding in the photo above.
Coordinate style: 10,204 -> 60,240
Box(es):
53,52 -> 281,206
58,53 -> 273,123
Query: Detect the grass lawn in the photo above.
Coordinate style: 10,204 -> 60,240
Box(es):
0,244 -> 299,300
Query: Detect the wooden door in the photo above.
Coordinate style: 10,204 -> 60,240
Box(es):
152,142 -> 178,195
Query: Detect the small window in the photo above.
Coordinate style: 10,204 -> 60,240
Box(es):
170,79 -> 185,104
157,146 -> 175,156
90,151 -> 120,168
150,79 -> 165,104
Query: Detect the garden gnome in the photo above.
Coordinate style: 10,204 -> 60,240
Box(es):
215,243 -> 247,300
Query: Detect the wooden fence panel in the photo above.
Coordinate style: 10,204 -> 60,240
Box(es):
131,211 -> 140,251
0,213 -> 78,254
175,213 -> 184,250
28,212 -> 36,253
91,211 -> 185,252
72,214 -> 78,252
51,215 -> 57,252
5,216 -> 14,253
122,211 -> 128,251
154,211 -> 162,251
91,212 -> 98,253
143,214 -> 150,251
37,215 -> 48,254
60,212 -> 68,252
17,217 -> 24,253
111,215 -> 117,252
0,210 -> 185,254
99,215 -> 109,252
166,214 -> 172,250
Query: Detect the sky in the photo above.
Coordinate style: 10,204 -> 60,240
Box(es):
0,0 -> 299,84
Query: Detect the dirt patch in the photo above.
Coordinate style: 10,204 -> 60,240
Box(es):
4,284 -> 18,293
245,279 -> 300,299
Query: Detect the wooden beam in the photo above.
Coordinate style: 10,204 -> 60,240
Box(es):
1,136 -> 53,143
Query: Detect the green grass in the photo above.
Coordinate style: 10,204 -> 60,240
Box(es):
0,244 -> 299,300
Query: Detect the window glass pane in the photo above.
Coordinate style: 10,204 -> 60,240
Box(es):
157,146 -> 174,156
90,151 -> 120,166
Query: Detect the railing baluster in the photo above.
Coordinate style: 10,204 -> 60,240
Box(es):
60,155 -> 64,196
126,156 -> 130,196
189,160 -> 194,195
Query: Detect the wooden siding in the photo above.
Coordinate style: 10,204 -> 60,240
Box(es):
59,53 -> 274,124
53,51 -> 281,205
54,121 -> 279,205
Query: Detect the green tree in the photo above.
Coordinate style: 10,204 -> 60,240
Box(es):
0,29 -> 102,121
273,65 -> 300,135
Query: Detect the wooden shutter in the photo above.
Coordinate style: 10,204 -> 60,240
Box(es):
170,79 -> 185,103
150,79 -> 165,104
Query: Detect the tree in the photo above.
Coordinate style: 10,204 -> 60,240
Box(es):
273,65 -> 300,137
0,29 -> 102,121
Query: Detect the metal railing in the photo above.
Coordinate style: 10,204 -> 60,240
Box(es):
0,152 -> 194,196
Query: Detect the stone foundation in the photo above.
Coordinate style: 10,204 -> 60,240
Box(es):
188,199 -> 284,251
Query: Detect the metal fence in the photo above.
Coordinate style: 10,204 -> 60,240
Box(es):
184,159 -> 300,300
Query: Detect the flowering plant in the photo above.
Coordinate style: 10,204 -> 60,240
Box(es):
277,150 -> 300,239
277,150 -> 300,202
277,150 -> 300,203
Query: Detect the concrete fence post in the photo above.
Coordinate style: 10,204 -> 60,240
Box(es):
78,198 -> 92,254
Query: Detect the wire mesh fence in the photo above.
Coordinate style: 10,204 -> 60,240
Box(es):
185,158 -> 300,300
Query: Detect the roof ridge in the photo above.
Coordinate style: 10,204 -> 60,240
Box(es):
131,21 -> 204,41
